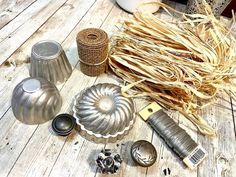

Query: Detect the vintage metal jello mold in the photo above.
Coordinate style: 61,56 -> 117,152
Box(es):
73,83 -> 136,143
30,40 -> 72,84
11,77 -> 62,124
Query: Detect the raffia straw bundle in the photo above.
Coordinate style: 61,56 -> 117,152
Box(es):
109,1 -> 236,136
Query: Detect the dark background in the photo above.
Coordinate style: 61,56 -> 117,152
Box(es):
171,0 -> 236,17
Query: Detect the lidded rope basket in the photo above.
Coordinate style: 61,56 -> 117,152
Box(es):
76,28 -> 109,76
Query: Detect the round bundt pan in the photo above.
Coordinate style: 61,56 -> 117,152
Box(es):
73,83 -> 136,143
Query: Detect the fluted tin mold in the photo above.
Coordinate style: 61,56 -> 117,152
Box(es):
11,77 -> 62,124
73,83 -> 135,143
30,40 -> 72,84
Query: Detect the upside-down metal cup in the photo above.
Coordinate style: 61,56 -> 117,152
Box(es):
11,77 -> 62,124
30,40 -> 72,84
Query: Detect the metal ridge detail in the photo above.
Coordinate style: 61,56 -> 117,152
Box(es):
73,83 -> 136,143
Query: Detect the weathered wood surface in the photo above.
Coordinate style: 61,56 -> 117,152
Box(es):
0,0 -> 37,30
0,0 -> 235,177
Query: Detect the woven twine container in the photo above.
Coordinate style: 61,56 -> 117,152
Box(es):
76,28 -> 109,76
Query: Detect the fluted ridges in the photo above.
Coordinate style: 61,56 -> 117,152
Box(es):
73,83 -> 135,143
30,40 -> 72,84
11,77 -> 62,124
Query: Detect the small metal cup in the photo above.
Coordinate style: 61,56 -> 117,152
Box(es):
30,40 -> 72,84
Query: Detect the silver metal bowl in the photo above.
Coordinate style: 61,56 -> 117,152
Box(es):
73,83 -> 136,143
30,40 -> 72,84
131,140 -> 157,167
11,77 -> 62,124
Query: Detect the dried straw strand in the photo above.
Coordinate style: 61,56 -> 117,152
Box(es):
109,1 -> 236,136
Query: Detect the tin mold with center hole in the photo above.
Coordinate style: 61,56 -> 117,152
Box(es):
73,83 -> 136,143
30,40 -> 72,84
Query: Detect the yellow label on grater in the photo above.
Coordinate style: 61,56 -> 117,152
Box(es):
139,102 -> 162,121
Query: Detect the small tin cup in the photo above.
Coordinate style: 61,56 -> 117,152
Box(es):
30,40 -> 72,84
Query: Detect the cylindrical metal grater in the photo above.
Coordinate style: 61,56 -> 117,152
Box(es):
139,102 -> 207,169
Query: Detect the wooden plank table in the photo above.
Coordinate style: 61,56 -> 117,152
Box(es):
0,0 -> 235,177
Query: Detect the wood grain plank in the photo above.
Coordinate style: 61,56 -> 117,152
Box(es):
231,97 -> 236,176
0,0 -> 37,30
0,0 -> 49,42
0,107 -> 16,142
231,97 -> 236,138
48,3 -> 132,177
6,1 -> 116,177
0,0 -> 95,142
0,0 -> 21,14
0,0 -> 99,176
0,0 -> 95,119
197,95 -> 236,177
0,1 -> 235,177
0,66 -> 29,119
0,112 -> 37,177
0,0 -> 12,13
0,0 -> 69,66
